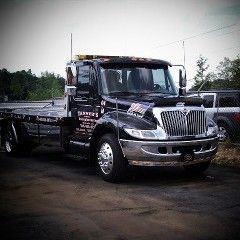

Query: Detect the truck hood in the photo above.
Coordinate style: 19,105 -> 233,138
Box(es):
103,94 -> 203,109
101,94 -> 204,131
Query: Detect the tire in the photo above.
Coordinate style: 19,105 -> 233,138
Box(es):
4,125 -> 18,155
97,133 -> 127,182
184,161 -> 211,174
218,122 -> 230,142
4,124 -> 32,156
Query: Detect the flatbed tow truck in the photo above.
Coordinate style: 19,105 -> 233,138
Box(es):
0,55 -> 219,182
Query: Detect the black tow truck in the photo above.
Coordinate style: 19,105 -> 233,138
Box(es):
0,55 -> 219,182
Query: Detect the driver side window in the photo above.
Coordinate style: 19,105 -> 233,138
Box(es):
77,65 -> 90,96
78,65 -> 90,85
152,69 -> 167,90
152,69 -> 173,92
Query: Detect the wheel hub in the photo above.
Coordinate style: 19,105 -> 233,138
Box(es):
218,126 -> 228,142
5,132 -> 13,153
5,140 -> 12,152
98,142 -> 113,175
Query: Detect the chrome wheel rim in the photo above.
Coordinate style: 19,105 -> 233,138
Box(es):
5,132 -> 13,152
218,126 -> 228,142
97,142 -> 113,175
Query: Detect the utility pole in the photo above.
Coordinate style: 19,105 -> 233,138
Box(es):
183,41 -> 186,67
71,33 -> 73,61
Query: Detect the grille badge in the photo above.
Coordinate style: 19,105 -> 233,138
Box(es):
181,108 -> 190,116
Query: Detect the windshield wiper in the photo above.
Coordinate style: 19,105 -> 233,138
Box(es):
144,92 -> 176,96
108,91 -> 136,96
108,91 -> 176,97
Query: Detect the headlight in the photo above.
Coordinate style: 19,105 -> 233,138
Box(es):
124,127 -> 167,140
206,117 -> 218,136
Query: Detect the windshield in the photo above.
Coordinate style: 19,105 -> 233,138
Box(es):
100,63 -> 177,96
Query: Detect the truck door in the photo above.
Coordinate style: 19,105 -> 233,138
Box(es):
72,63 -> 99,141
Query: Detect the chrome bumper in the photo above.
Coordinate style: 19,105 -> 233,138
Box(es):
120,137 -> 218,167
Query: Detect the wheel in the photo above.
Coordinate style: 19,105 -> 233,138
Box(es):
4,124 -> 32,156
4,126 -> 18,155
218,122 -> 230,142
97,133 -> 127,182
184,161 -> 211,174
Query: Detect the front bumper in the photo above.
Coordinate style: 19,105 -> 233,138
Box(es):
120,137 -> 218,166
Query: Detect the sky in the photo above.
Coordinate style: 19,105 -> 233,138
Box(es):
0,0 -> 240,87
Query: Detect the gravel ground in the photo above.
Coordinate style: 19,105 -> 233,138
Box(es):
213,143 -> 240,168
0,146 -> 240,240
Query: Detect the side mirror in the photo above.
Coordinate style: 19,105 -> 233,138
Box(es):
179,69 -> 186,96
179,69 -> 186,88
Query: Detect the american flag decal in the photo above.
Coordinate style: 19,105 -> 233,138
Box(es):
127,103 -> 150,115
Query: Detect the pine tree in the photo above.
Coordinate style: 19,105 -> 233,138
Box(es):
191,55 -> 211,91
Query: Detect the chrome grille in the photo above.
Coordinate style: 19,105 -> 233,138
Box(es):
161,110 -> 207,136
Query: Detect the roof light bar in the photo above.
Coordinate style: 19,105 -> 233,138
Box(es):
75,54 -> 122,60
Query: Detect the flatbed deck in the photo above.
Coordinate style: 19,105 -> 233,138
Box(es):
0,100 -> 71,126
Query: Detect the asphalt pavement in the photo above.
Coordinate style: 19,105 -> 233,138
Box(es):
0,146 -> 240,240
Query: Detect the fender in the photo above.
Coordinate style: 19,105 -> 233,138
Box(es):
92,110 -> 157,143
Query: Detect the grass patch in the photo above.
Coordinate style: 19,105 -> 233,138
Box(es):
213,143 -> 240,168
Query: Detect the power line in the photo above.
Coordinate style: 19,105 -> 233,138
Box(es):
185,44 -> 240,59
183,41 -> 185,67
209,44 -> 240,54
215,28 -> 240,37
149,23 -> 237,52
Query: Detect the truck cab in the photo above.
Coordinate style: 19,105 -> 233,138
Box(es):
63,55 -> 218,182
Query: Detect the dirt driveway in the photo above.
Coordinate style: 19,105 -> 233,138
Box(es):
0,146 -> 240,240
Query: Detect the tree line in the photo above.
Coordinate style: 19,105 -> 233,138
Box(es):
0,69 -> 65,101
190,55 -> 240,91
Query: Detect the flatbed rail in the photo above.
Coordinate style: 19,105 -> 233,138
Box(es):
0,98 -> 70,126
0,101 -> 54,110
0,111 -> 72,126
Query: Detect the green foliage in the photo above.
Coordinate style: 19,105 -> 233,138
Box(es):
191,55 -> 212,91
28,71 -> 64,100
0,69 -> 11,99
0,69 -> 64,101
211,56 -> 240,90
191,55 -> 240,91
10,70 -> 38,100
216,57 -> 232,80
